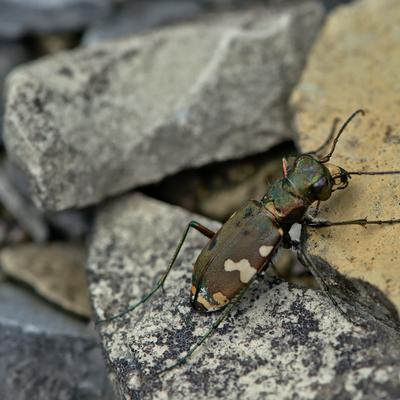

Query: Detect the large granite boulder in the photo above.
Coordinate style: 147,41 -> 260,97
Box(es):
4,1 -> 325,211
87,193 -> 400,399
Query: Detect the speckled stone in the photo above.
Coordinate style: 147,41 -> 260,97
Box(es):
87,193 -> 400,399
4,1 -> 325,211
291,0 -> 400,312
0,40 -> 30,143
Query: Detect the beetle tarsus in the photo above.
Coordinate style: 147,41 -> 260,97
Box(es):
296,245 -> 354,324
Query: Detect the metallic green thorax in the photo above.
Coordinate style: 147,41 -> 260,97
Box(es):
262,155 -> 335,224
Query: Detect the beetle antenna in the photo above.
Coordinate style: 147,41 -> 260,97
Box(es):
347,170 -> 400,176
320,109 -> 365,163
310,117 -> 340,157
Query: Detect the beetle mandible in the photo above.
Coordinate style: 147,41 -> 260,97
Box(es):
97,109 -> 400,372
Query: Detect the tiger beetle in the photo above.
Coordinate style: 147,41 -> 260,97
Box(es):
97,109 -> 400,373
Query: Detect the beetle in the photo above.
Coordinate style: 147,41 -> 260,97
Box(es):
97,109 -> 400,372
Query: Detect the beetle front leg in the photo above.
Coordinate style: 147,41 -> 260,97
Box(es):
96,221 -> 215,324
295,244 -> 350,321
303,216 -> 400,228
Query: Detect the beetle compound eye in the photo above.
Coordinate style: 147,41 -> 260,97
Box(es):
310,175 -> 332,201
312,176 -> 327,192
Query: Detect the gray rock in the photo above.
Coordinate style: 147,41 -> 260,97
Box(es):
0,40 -> 30,143
201,0 -> 354,10
83,0 -> 203,45
0,242 -> 91,318
0,0 -> 112,39
88,193 -> 400,400
2,160 -> 91,240
4,1 -> 325,211
45,209 -> 91,239
0,281 -> 115,400
0,162 -> 49,241
0,218 -> 26,246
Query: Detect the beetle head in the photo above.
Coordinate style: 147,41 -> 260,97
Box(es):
284,155 -> 350,202
283,110 -> 364,201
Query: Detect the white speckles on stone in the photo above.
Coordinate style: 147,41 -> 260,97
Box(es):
259,245 -> 274,257
126,372 -> 141,391
374,367 -> 391,384
224,258 -> 257,283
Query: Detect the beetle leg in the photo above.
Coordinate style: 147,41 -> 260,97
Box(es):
269,259 -> 278,275
158,275 -> 258,375
296,245 -> 350,320
311,201 -> 321,218
96,221 -> 215,324
304,216 -> 400,228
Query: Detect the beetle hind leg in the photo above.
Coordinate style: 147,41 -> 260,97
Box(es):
96,221 -> 215,324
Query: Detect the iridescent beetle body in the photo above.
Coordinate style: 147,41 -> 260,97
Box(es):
191,200 -> 283,312
98,110 -> 400,373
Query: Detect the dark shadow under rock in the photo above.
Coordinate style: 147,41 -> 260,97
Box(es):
143,141 -> 297,222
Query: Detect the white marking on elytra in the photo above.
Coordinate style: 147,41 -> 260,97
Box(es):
259,245 -> 274,257
224,259 -> 257,283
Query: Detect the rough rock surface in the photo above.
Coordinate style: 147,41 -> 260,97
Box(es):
5,1 -> 325,211
0,280 -> 115,400
0,0 -> 112,39
0,242 -> 91,317
0,163 -> 49,241
2,159 -> 91,239
0,40 -> 30,142
291,0 -> 400,312
88,193 -> 400,400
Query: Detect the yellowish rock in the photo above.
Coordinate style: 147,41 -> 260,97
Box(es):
291,0 -> 400,312
0,242 -> 91,317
